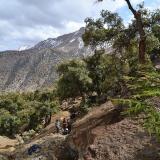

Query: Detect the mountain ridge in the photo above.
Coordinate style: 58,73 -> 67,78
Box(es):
0,27 -> 93,92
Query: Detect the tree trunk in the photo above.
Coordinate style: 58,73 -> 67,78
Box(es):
97,0 -> 146,63
125,0 -> 146,63
139,38 -> 146,63
136,12 -> 146,63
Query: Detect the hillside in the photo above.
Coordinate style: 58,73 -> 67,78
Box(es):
0,28 -> 92,92
0,101 -> 160,160
0,1 -> 160,160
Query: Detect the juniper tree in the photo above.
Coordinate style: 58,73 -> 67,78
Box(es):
57,59 -> 92,100
96,0 -> 147,63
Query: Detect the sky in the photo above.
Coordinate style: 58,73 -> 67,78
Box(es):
0,0 -> 160,51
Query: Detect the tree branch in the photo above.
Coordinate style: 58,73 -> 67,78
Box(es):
125,0 -> 137,16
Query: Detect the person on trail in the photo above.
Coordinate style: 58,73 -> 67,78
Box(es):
62,118 -> 68,134
55,119 -> 61,133
44,112 -> 52,127
67,119 -> 72,133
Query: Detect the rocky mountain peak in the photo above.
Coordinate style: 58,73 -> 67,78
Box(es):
32,27 -> 85,50
0,27 -> 92,92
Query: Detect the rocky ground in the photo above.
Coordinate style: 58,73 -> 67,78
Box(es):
0,101 -> 160,160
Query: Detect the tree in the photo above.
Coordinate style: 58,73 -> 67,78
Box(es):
125,0 -> 146,63
0,111 -> 21,137
0,89 -> 59,137
83,10 -> 124,50
57,59 -> 92,100
97,0 -> 146,63
84,50 -> 105,96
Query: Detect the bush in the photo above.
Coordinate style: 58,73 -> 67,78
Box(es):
0,89 -> 59,137
57,59 -> 92,100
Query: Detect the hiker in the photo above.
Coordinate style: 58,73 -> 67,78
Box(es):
62,118 -> 68,134
67,119 -> 72,133
44,112 -> 52,127
55,119 -> 61,133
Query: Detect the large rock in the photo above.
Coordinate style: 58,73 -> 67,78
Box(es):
0,136 -> 19,154
60,101 -> 160,160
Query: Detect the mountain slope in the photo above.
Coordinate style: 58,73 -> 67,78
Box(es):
1,101 -> 159,160
0,28 -> 92,92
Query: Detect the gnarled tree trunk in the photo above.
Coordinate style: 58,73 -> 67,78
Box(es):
98,0 -> 146,63
125,0 -> 146,63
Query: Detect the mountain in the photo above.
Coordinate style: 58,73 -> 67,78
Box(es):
0,27 -> 92,92
33,27 -> 86,51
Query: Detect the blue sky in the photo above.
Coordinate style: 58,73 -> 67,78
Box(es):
0,0 -> 159,51
117,0 -> 160,25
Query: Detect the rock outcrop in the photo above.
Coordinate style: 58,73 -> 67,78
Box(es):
0,136 -> 19,154
60,101 -> 160,160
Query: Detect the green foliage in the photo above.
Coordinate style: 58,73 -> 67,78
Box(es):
112,67 -> 160,139
0,113 -> 21,137
79,99 -> 90,114
100,54 -> 128,94
83,7 -> 160,58
84,50 -> 105,95
81,3 -> 160,140
0,89 -> 59,137
146,33 -> 160,53
144,108 -> 160,140
83,10 -> 124,49
57,50 -> 129,100
85,49 -> 129,96
112,99 -> 146,116
57,59 -> 92,99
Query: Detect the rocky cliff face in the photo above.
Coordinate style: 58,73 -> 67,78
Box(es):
0,27 -> 92,92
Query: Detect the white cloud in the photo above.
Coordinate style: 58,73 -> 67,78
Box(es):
63,21 -> 85,33
0,0 -> 159,51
